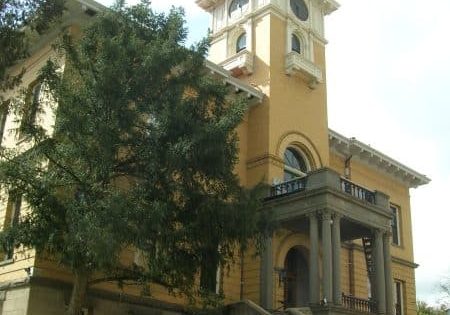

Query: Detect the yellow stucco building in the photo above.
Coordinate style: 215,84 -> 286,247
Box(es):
0,0 -> 429,314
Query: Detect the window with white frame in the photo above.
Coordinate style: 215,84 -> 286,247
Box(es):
390,205 -> 401,246
284,147 -> 309,181
2,194 -> 22,260
0,100 -> 9,145
229,0 -> 249,19
236,32 -> 247,53
292,34 -> 301,54
20,80 -> 42,137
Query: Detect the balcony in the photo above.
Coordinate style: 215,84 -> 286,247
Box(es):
341,294 -> 377,314
220,50 -> 254,77
285,52 -> 323,88
264,168 -> 391,236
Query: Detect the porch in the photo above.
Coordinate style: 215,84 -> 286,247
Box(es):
260,168 -> 395,315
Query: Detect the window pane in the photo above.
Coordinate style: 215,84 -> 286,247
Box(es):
21,82 -> 42,135
229,0 -> 249,17
236,33 -> 247,52
292,34 -> 301,53
0,101 -> 9,145
391,206 -> 400,245
284,148 -> 307,173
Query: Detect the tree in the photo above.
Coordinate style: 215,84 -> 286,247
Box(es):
0,2 -> 272,314
0,0 -> 65,96
417,301 -> 447,315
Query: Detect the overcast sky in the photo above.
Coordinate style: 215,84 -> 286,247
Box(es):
100,0 -> 450,306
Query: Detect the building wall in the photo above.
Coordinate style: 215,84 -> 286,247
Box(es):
0,1 -> 421,315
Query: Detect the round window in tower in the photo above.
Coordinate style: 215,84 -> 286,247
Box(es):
229,0 -> 249,18
290,0 -> 309,21
284,147 -> 309,181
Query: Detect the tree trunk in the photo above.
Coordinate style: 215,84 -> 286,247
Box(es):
66,271 -> 89,315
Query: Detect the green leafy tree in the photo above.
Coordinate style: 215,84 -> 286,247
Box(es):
1,0 -> 65,96
417,300 -> 447,315
0,2 -> 272,315
439,277 -> 450,312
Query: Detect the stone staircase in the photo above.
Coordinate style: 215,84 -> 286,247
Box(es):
224,300 -> 312,315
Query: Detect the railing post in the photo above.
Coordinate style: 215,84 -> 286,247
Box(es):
306,168 -> 341,191
374,190 -> 390,208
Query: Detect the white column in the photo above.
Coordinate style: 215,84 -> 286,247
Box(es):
309,213 -> 320,304
321,212 -> 333,302
332,214 -> 342,305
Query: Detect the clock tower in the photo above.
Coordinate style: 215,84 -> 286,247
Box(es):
197,0 -> 339,187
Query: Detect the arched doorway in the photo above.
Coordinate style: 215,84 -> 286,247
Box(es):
284,246 -> 309,307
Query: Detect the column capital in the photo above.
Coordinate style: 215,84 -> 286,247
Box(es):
332,212 -> 343,221
383,229 -> 392,240
307,211 -> 319,219
319,209 -> 333,220
374,228 -> 389,238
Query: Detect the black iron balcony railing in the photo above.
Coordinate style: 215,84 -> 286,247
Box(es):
267,177 -> 306,199
340,178 -> 375,204
264,170 -> 384,207
342,293 -> 377,314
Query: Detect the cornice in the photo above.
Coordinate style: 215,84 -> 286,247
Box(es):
246,153 -> 284,170
329,129 -> 431,188
205,60 -> 264,103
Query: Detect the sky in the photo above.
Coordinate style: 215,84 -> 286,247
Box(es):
99,0 -> 450,306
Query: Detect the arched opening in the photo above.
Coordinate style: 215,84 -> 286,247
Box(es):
292,34 -> 301,54
236,32 -> 247,53
284,247 -> 309,307
284,147 -> 309,181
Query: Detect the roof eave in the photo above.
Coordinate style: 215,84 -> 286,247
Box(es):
329,129 -> 431,188
205,60 -> 264,105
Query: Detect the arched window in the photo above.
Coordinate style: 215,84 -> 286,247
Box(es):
236,33 -> 247,53
229,0 -> 249,17
290,0 -> 309,21
284,147 -> 308,181
292,34 -> 301,54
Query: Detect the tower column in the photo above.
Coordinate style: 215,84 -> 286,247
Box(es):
321,211 -> 333,303
374,229 -> 386,314
309,213 -> 320,304
332,213 -> 342,305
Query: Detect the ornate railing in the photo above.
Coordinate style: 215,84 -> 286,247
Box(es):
267,177 -> 307,199
342,294 -> 377,313
341,178 -> 375,204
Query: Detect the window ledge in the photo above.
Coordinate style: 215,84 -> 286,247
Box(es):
285,52 -> 323,88
220,50 -> 254,77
